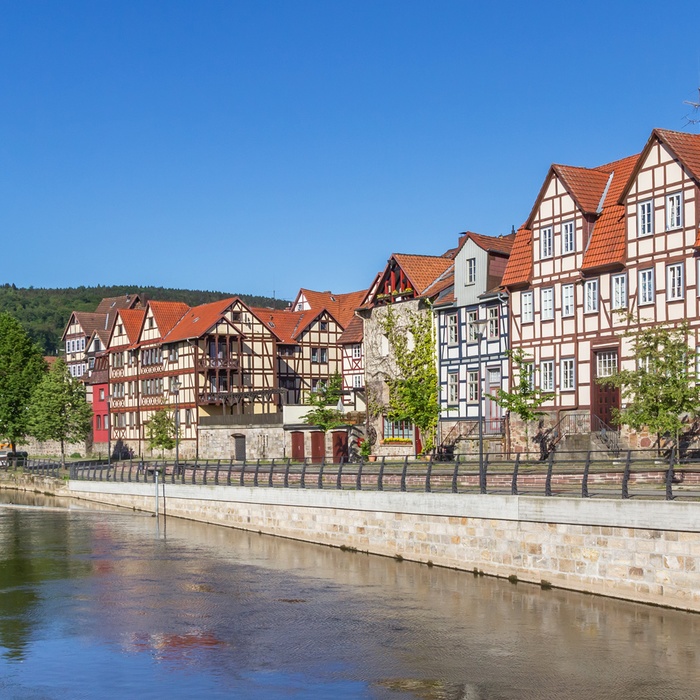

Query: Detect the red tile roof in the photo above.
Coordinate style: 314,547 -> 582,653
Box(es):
71,312 -> 107,338
119,308 -> 147,345
297,288 -> 369,328
148,301 -> 190,339
554,165 -> 611,214
582,154 -> 640,271
465,231 -> 517,255
656,129 -> 700,181
500,226 -> 532,288
391,254 -> 454,295
163,298 -> 238,343
95,294 -> 141,315
249,307 -> 307,344
338,315 -> 363,344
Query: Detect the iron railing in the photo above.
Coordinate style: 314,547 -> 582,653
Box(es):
62,449 -> 700,501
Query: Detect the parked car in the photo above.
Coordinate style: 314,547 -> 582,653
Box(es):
0,450 -> 29,467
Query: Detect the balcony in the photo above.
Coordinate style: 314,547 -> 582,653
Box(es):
198,356 -> 240,370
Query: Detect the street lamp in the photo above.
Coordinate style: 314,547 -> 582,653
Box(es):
472,317 -> 489,494
171,378 -> 180,474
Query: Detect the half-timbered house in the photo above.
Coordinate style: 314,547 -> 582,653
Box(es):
434,231 -> 515,456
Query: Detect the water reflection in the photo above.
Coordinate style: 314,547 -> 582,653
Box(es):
0,490 -> 699,699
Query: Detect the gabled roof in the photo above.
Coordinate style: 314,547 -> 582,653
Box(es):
337,315 -> 363,345
296,288 -> 369,328
391,254 -> 454,295
118,308 -> 147,345
68,312 -> 105,339
163,298 -> 238,343
95,293 -> 141,314
250,308 -> 306,343
582,153 -> 640,271
500,226 -> 532,288
146,301 -> 190,340
460,231 -> 517,256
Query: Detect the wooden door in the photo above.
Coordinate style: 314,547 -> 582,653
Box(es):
233,434 -> 246,461
592,350 -> 620,428
331,431 -> 348,463
485,368 -> 502,433
291,431 -> 304,461
311,432 -> 325,462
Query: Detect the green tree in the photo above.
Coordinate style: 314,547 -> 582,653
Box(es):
146,409 -> 177,456
0,313 -> 47,451
491,348 -> 554,451
380,304 -> 439,454
599,321 -> 700,452
302,373 -> 346,433
27,357 -> 92,466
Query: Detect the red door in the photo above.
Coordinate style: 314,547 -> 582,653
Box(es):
331,431 -> 348,463
291,431 -> 304,461
311,432 -> 325,462
592,350 -> 620,428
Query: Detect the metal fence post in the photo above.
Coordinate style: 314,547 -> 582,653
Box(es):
582,450 -> 591,498
666,447 -> 675,500
621,450 -> 632,499
425,453 -> 433,492
545,452 -> 554,497
451,454 -> 459,494
400,455 -> 408,492
336,458 -> 344,490
511,453 -> 520,496
269,459 -> 275,488
355,459 -> 363,491
377,456 -> 385,491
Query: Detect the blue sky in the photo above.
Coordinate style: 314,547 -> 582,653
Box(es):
2,1 -> 700,301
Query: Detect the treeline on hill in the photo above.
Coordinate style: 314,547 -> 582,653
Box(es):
0,283 -> 289,355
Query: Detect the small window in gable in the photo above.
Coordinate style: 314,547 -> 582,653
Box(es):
540,227 -> 553,259
562,221 -> 575,254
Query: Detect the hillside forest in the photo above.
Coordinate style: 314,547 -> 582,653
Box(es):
0,284 -> 288,355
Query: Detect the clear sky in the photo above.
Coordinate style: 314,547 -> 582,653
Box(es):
2,1 -> 700,301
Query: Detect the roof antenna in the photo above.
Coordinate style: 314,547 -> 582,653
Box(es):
511,225 -> 516,234
684,85 -> 700,128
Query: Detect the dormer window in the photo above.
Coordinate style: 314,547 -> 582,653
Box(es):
540,227 -> 553,259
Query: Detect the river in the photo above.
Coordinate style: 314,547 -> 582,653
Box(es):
0,490 -> 698,699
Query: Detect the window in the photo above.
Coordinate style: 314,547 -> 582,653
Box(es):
596,351 -> 618,378
521,291 -> 533,323
383,418 -> 413,440
562,221 -> 575,253
541,288 -> 554,320
185,409 -> 192,427
540,360 -> 554,392
666,193 -> 682,230
466,258 -> 476,285
141,378 -> 164,396
562,284 -> 574,317
280,345 -> 296,356
447,313 -> 458,345
540,227 -> 553,259
88,357 -> 95,370
115,323 -> 123,336
320,321 -> 328,331
638,200 -> 653,237
561,358 -> 575,391
353,373 -> 363,388
467,310 -> 478,342
96,415 -> 102,430
639,269 -> 654,305
667,263 -> 684,301
104,414 -> 109,430
611,274 -> 627,310
487,307 -> 499,339
352,344 -> 362,359
148,317 -> 155,329
99,388 -> 105,401
311,347 -> 327,363
521,363 -> 534,391
112,352 -> 124,369
467,371 -> 479,403
169,346 -> 179,362
447,372 -> 459,405
584,279 -> 599,313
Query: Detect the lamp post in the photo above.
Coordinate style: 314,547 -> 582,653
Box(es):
171,378 -> 180,474
473,318 -> 489,494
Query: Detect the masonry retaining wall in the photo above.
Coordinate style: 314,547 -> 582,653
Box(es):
60,479 -> 700,613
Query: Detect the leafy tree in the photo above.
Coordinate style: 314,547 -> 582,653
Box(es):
302,373 -> 346,433
599,321 -> 700,452
146,409 -> 177,456
491,348 -> 554,451
380,304 -> 439,454
0,313 -> 47,451
27,357 -> 92,466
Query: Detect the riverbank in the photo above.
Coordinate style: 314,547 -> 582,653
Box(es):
2,471 -> 699,613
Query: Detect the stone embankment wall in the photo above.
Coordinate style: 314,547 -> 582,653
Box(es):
48,478 -> 700,614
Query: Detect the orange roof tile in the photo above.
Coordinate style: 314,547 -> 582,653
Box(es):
554,165 -> 611,214
465,231 -> 517,255
119,308 -> 147,344
656,129 -> 700,181
297,288 -> 369,328
249,307 -> 307,344
148,301 -> 190,339
392,254 -> 454,295
163,298 -> 238,343
500,226 -> 532,288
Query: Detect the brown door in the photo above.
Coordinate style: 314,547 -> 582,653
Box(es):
311,432 -> 325,462
291,431 -> 304,461
331,431 -> 348,463
592,350 -> 620,428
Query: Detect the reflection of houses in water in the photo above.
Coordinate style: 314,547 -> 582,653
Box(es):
124,630 -> 225,661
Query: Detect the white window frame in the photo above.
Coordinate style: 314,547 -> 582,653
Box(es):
467,371 -> 479,403
584,279 -> 599,313
540,360 -> 554,392
667,263 -> 684,301
521,363 -> 534,392
561,358 -> 575,391
562,220 -> 575,254
638,200 -> 653,237
352,344 -> 362,359
466,257 -> 477,285
562,284 -> 574,317
639,268 -> 654,306
540,227 -> 553,259
521,291 -> 533,323
666,192 -> 682,231
446,313 -> 459,345
611,274 -> 627,310
487,307 -> 499,339
596,351 -> 618,378
541,288 -> 554,321
447,372 -> 459,405
467,310 -> 478,343
353,373 -> 363,389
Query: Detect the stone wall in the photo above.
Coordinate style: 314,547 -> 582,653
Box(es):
64,480 -> 700,613
198,425 -> 286,460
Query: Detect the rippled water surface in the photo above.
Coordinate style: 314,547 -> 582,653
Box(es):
0,490 -> 699,699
